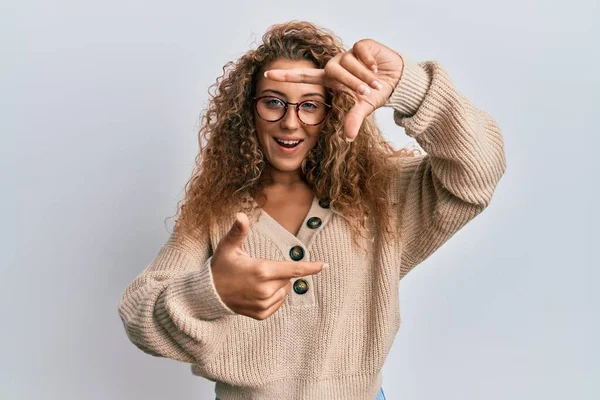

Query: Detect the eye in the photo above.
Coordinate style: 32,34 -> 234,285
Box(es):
300,101 -> 319,109
264,97 -> 284,108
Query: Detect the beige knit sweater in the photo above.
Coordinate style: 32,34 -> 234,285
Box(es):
118,54 -> 507,400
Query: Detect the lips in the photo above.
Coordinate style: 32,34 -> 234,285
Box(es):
274,137 -> 303,148
272,136 -> 304,154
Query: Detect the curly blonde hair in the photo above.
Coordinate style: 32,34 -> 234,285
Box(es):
167,20 -> 420,250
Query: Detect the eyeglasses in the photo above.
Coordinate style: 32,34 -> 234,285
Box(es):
253,96 -> 331,126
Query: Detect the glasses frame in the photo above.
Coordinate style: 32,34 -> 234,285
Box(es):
252,95 -> 332,126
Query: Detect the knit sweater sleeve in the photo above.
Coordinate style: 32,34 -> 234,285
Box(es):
383,54 -> 507,279
117,228 -> 237,364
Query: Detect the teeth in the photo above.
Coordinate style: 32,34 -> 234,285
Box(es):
276,139 -> 301,145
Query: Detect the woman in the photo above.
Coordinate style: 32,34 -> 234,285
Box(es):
118,21 -> 506,400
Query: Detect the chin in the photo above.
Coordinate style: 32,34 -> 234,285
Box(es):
269,160 -> 303,172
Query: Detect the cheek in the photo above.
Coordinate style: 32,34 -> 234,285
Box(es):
253,121 -> 270,147
305,131 -> 321,147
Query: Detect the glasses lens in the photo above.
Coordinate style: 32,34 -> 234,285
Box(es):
298,100 -> 327,125
256,97 -> 328,125
256,97 -> 286,121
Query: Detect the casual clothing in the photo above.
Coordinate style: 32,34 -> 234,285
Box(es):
118,53 -> 507,400
218,387 -> 385,400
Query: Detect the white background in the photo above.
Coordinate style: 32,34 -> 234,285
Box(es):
2,0 -> 597,399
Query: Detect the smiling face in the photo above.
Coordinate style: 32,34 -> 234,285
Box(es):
254,58 -> 328,181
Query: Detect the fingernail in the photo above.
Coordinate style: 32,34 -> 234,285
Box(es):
263,71 -> 269,78
345,136 -> 354,143
371,80 -> 383,90
358,84 -> 370,95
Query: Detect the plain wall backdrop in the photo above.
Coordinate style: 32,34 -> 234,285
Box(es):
2,0 -> 598,399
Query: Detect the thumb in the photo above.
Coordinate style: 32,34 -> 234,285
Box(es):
223,212 -> 250,249
343,101 -> 374,142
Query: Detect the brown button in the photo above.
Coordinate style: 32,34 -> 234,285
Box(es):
306,216 -> 322,229
289,246 -> 304,261
318,199 -> 330,209
293,279 -> 309,294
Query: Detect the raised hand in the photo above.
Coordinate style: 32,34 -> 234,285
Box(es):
211,212 -> 327,320
264,39 -> 404,142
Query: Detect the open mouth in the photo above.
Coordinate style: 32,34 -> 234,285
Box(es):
274,137 -> 304,148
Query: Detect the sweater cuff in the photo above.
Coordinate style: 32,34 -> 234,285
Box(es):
165,256 -> 237,321
383,54 -> 432,117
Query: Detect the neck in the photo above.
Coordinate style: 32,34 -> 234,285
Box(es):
264,166 -> 304,187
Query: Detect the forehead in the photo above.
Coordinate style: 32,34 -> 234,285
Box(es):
257,58 -> 326,96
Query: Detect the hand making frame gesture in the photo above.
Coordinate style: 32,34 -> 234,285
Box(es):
264,38 -> 405,141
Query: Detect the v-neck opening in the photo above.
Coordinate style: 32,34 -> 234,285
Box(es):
260,195 -> 318,239
250,193 -> 333,252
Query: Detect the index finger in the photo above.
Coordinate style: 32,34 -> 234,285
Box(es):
264,68 -> 326,85
257,258 -> 328,281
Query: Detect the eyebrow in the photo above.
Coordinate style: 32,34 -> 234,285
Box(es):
260,89 -> 325,100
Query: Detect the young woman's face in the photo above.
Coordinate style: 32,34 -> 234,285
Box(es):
254,58 -> 328,176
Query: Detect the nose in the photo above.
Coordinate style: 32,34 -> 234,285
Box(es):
280,106 -> 300,130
